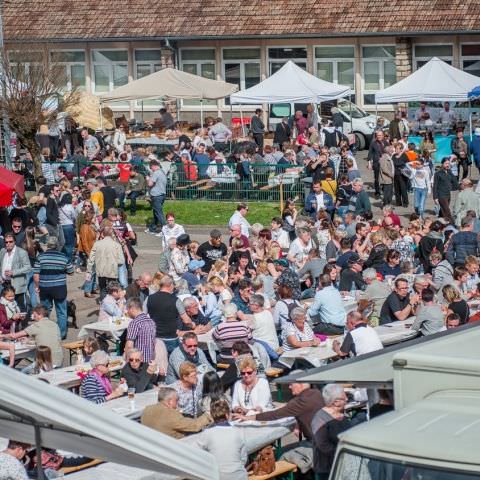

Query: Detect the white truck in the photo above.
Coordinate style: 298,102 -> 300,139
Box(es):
330,325 -> 480,479
268,99 -> 386,150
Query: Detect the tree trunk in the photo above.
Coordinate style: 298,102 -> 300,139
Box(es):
18,134 -> 42,180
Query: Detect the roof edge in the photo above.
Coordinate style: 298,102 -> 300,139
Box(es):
5,29 -> 480,44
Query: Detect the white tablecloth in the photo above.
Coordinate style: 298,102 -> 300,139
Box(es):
279,340 -> 337,368
375,319 -> 418,346
78,318 -> 130,340
1,342 -> 36,361
100,389 -> 158,419
36,357 -> 124,389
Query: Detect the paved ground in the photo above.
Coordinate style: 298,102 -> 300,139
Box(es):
62,150 -> 473,346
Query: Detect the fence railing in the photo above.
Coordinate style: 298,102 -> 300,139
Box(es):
28,160 -> 309,202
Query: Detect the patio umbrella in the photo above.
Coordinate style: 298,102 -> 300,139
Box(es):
64,91 -> 115,130
468,85 -> 480,99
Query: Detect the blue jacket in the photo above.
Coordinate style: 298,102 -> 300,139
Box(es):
471,136 -> 480,166
305,191 -> 335,218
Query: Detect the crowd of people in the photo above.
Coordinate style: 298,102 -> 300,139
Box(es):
2,106 -> 480,479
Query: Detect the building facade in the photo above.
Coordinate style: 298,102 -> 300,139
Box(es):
5,1 -> 480,120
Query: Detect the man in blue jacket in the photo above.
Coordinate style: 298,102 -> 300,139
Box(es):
305,181 -> 335,219
471,127 -> 480,172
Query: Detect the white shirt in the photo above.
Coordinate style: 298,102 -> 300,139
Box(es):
249,310 -> 279,350
438,109 -> 456,125
271,228 -> 290,249
1,247 -> 16,281
314,193 -> 325,212
228,211 -> 250,238
288,238 -> 313,268
161,223 -> 185,249
231,378 -> 272,413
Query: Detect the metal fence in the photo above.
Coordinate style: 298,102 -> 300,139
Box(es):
37,160 -> 308,203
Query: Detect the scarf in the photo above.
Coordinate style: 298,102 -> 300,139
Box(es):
91,368 -> 113,396
179,342 -> 199,365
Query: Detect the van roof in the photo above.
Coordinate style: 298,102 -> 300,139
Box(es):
339,389 -> 480,469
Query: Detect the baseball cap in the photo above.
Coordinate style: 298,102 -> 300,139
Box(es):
85,178 -> 97,185
273,259 -> 289,268
347,253 -> 364,265
188,259 -> 205,271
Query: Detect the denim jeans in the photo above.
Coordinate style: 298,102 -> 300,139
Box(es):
26,270 -> 38,308
62,224 -> 76,262
118,263 -> 128,289
161,337 -> 179,355
129,191 -> 142,214
337,206 -> 349,222
414,188 -> 428,218
148,194 -> 166,232
83,271 -> 97,294
40,295 -> 68,339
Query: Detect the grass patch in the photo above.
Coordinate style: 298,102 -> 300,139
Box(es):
126,200 -> 282,226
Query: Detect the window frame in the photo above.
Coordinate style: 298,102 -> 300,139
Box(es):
413,43 -> 454,70
179,47 -> 217,109
313,44 -> 355,88
50,49 -> 86,92
460,42 -> 480,78
91,48 -> 129,95
8,50 -> 44,79
360,44 -> 397,106
267,45 -> 307,76
133,48 -> 163,107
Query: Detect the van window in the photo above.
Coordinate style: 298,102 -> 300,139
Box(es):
338,99 -> 369,119
270,104 -> 291,118
332,451 -> 480,480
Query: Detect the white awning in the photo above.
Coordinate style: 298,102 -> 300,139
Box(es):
230,61 -> 351,104
375,57 -> 480,103
0,366 -> 218,480
100,67 -> 237,103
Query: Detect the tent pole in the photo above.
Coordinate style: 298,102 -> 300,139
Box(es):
349,93 -> 353,135
99,101 -> 104,134
469,100 -> 473,141
200,100 -> 204,128
141,101 -> 144,123
35,425 -> 46,480
240,105 -> 244,137
230,103 -> 233,152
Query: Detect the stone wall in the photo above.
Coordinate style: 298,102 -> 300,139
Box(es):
395,37 -> 413,81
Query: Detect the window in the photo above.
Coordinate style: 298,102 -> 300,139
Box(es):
180,49 -> 216,106
92,50 -> 128,94
462,44 -> 480,77
268,47 -> 307,75
361,45 -> 396,105
8,51 -> 43,80
315,46 -> 355,89
50,51 -> 86,91
414,44 -> 453,69
134,49 -> 162,105
222,48 -> 261,105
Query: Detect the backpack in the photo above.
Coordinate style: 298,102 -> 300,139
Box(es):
279,300 -> 299,324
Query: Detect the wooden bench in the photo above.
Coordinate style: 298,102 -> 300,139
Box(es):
216,362 -> 230,370
248,460 -> 297,479
63,340 -> 84,365
198,184 -> 215,191
61,459 -> 103,474
259,184 -> 279,191
266,367 -> 285,378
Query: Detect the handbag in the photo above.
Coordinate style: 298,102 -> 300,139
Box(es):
400,166 -> 413,179
247,445 -> 276,475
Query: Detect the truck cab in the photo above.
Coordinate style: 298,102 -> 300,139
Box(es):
268,99 -> 386,150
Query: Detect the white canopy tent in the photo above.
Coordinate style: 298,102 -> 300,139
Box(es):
230,60 -> 351,104
0,365 -> 217,480
375,57 -> 480,103
100,67 -> 238,125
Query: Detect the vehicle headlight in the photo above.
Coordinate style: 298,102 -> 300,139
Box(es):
366,121 -> 376,129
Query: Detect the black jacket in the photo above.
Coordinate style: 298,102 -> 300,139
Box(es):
368,139 -> 389,164
121,362 -> 159,393
273,122 -> 291,146
432,169 -> 458,200
364,243 -> 388,271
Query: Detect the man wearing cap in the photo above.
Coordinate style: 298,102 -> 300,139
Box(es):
308,274 -> 346,335
274,258 -> 302,301
85,178 -> 104,218
182,259 -> 205,292
433,157 -> 458,224
169,234 -> 191,282
197,229 -> 228,273
339,253 -> 366,293
146,160 -> 168,234
229,203 -> 251,238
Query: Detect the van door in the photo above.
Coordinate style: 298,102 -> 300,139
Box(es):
268,103 -> 292,131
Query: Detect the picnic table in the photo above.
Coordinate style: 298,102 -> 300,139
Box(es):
36,356 -> 124,389
78,318 -> 130,340
100,389 -> 158,420
375,318 -> 419,346
1,341 -> 36,362
66,415 -> 294,480
279,339 -> 338,368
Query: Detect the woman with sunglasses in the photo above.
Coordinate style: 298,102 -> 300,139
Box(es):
81,350 -> 126,404
231,356 -> 272,415
171,361 -> 203,418
120,348 -> 160,394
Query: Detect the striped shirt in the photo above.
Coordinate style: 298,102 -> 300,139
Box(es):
126,313 -> 156,363
81,373 -> 107,404
33,249 -> 74,298
212,321 -> 252,359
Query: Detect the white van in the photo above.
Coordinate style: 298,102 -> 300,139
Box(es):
268,99 -> 387,150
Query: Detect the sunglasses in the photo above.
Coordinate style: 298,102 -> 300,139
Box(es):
129,358 -> 141,363
184,343 -> 198,349
241,370 -> 254,376
5,240 -> 14,244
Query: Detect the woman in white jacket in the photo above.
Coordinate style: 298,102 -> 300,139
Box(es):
113,126 -> 126,153
408,158 -> 432,219
196,399 -> 248,480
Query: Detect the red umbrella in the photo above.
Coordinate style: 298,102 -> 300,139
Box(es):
0,167 -> 25,206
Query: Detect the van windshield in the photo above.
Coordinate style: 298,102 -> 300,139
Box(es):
337,100 -> 369,119
271,103 -> 291,118
333,451 -> 480,480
